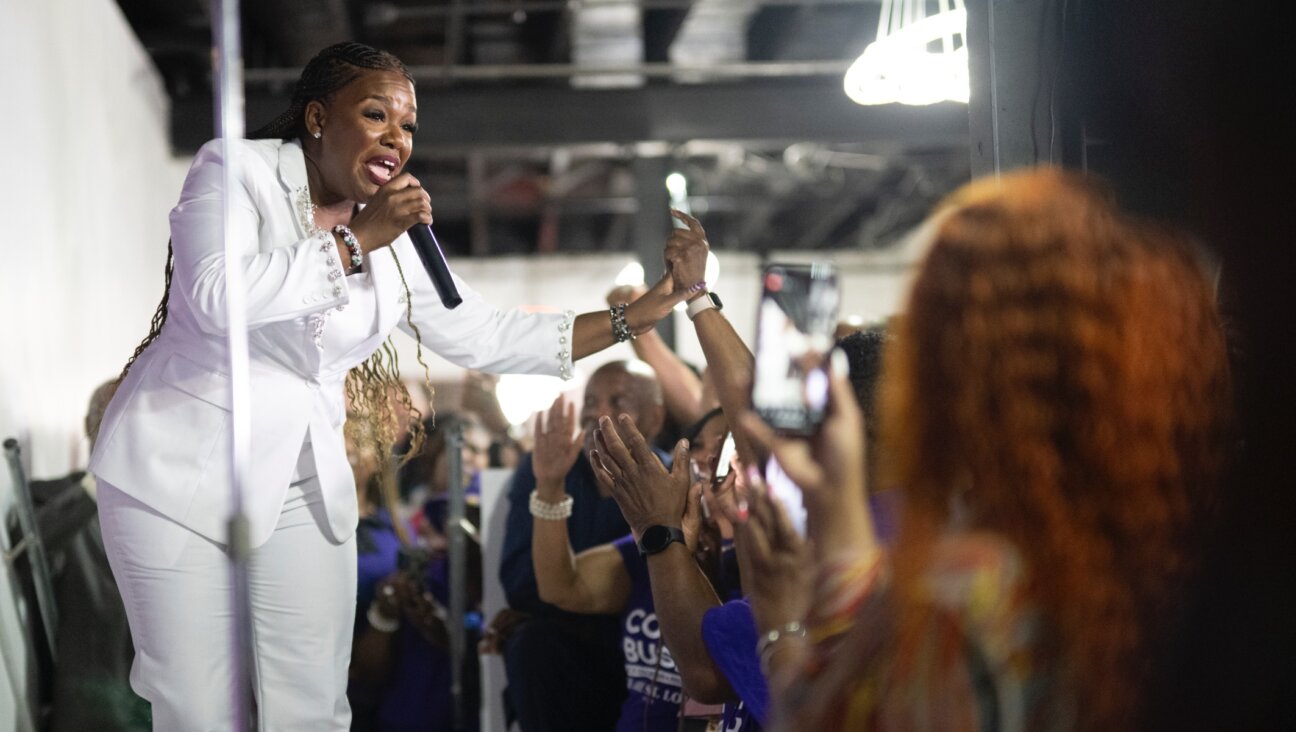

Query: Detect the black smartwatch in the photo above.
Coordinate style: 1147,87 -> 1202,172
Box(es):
638,525 -> 687,557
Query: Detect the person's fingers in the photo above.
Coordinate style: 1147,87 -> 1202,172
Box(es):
683,482 -> 703,525
741,499 -> 772,566
825,350 -> 863,425
766,488 -> 802,554
616,414 -> 664,470
738,412 -> 824,493
590,451 -> 625,500
560,398 -> 576,436
712,471 -> 745,525
671,209 -> 706,238
596,417 -> 635,470
669,439 -> 691,483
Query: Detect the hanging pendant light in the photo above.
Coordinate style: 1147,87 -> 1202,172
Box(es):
845,0 -> 969,106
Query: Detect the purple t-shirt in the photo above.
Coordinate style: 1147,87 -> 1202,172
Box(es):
612,534 -> 685,732
702,599 -> 766,729
696,491 -> 902,730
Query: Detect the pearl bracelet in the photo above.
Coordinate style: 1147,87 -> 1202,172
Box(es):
366,603 -> 400,633
529,490 -> 574,520
333,225 -> 364,272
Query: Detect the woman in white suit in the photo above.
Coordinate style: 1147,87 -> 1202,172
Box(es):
90,42 -> 705,730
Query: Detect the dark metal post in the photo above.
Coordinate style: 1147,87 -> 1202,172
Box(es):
446,421 -> 468,730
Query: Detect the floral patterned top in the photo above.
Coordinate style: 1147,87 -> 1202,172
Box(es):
775,533 -> 1070,731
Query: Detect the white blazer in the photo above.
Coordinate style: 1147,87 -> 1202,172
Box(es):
91,139 -> 574,548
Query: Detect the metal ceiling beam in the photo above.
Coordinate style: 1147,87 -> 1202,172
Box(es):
173,78 -> 967,154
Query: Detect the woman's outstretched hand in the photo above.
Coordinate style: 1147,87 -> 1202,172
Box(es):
622,209 -> 710,333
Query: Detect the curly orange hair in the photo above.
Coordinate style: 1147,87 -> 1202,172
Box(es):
880,169 -> 1233,729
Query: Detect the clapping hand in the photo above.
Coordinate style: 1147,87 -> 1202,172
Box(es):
665,210 -> 710,297
532,396 -> 583,498
590,414 -> 691,540
735,472 -> 812,635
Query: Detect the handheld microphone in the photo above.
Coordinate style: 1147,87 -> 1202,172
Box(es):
407,224 -> 463,309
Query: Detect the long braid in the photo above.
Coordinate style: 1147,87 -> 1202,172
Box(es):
122,43 -> 433,536
118,240 -> 174,381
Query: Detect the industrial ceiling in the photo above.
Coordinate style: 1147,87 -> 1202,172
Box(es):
116,0 -> 970,258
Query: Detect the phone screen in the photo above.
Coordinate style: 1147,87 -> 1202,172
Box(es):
751,263 -> 840,435
712,431 -> 738,482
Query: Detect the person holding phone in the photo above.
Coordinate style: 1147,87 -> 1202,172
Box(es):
741,170 -> 1234,730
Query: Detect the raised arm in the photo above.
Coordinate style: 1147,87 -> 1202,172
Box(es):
607,284 -> 709,427
530,397 -> 632,614
592,415 -> 738,704
389,241 -> 699,380
663,212 -> 759,467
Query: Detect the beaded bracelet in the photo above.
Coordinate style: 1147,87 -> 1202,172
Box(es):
333,225 -> 364,272
756,620 -> 807,675
529,490 -> 574,520
610,303 -> 635,343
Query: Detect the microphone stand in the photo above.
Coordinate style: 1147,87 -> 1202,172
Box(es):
212,1 -> 254,729
446,421 -> 468,731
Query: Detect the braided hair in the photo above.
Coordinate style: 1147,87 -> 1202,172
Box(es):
249,42 -> 413,140
121,43 -> 430,542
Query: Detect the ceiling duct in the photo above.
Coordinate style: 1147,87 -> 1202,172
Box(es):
668,0 -> 761,83
570,0 -> 645,88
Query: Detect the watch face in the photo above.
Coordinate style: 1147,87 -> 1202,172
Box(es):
639,525 -> 682,555
708,292 -> 723,310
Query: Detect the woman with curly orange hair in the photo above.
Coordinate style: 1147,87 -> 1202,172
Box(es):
742,168 -> 1233,731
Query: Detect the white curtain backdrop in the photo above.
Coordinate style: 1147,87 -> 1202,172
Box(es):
0,1 -> 191,726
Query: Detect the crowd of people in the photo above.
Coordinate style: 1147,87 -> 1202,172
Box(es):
330,169 -> 1232,731
37,42 -> 1236,732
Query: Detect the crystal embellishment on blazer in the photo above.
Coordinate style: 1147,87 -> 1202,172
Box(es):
558,310 -> 576,380
295,185 -> 348,349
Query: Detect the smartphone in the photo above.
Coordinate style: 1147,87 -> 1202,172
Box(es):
751,263 -> 840,435
712,431 -> 738,483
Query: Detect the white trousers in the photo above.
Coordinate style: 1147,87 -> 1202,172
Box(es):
98,466 -> 356,731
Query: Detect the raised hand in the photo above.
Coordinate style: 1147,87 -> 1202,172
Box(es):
665,210 -> 710,297
606,283 -> 648,308
590,414 -> 691,537
739,351 -> 878,562
737,474 -> 812,635
532,396 -> 583,495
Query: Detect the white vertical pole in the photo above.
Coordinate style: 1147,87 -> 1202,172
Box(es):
212,0 -> 254,728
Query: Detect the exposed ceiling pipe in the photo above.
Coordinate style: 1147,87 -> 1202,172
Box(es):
243,59 -> 850,84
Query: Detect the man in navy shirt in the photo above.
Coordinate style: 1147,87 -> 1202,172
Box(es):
496,361 -> 667,731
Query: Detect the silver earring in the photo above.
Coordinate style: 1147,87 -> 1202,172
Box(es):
313,130 -> 322,139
